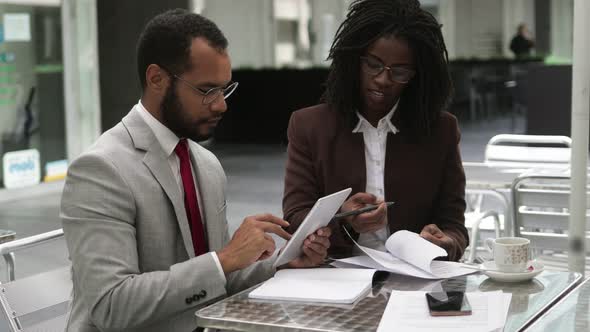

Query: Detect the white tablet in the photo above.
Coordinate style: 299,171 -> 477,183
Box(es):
274,188 -> 352,268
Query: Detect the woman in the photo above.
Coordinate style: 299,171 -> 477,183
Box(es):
283,0 -> 467,261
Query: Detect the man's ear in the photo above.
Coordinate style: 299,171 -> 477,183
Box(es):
145,64 -> 169,93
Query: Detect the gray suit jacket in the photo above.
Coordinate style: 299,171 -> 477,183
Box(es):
61,107 -> 275,332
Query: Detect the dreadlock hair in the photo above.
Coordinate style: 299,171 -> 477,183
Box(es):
322,0 -> 453,139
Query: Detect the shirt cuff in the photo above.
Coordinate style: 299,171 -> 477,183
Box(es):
210,252 -> 227,285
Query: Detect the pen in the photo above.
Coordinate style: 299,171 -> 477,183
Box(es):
332,202 -> 395,220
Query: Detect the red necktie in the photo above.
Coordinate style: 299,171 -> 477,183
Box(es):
174,139 -> 207,256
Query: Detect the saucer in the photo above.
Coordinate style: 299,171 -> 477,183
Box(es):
482,261 -> 544,282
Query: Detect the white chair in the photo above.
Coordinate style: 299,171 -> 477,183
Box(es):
464,134 -> 572,262
464,210 -> 501,263
484,134 -> 571,168
511,173 -> 590,272
0,230 -> 71,332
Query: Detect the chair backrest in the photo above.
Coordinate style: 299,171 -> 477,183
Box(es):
511,174 -> 590,252
0,229 -> 64,282
0,266 -> 71,332
485,134 -> 572,168
0,229 -> 70,331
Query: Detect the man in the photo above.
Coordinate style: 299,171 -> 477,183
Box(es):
61,9 -> 331,332
510,23 -> 535,58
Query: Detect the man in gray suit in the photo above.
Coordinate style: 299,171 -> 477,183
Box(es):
61,9 -> 331,332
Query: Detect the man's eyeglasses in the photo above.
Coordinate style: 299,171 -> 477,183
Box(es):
159,65 -> 239,105
360,56 -> 415,84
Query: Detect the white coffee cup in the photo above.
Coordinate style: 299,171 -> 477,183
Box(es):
485,237 -> 530,273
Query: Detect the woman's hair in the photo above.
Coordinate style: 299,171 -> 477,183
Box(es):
322,0 -> 453,138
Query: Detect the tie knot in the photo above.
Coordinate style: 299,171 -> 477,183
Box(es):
174,139 -> 189,159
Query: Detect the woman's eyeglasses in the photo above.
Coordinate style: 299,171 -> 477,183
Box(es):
360,56 -> 415,84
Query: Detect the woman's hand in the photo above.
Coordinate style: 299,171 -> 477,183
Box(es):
420,224 -> 456,254
340,192 -> 388,233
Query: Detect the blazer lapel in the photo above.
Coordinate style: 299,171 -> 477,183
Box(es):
189,143 -> 224,252
122,109 -> 196,258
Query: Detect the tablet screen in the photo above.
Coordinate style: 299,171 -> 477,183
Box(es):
274,188 -> 352,267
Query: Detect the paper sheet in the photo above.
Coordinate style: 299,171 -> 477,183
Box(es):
385,230 -> 447,272
336,228 -> 475,279
335,254 -> 438,279
4,13 -> 31,41
377,291 -> 512,332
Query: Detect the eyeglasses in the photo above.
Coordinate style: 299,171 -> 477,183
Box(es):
158,65 -> 239,105
360,56 -> 415,84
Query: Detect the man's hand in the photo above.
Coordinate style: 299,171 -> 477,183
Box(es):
282,227 -> 332,269
217,213 -> 292,274
420,224 -> 455,254
340,192 -> 387,233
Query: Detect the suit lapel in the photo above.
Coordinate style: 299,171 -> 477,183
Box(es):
122,109 -> 196,258
189,142 -> 224,252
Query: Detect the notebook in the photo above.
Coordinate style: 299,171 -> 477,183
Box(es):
249,268 -> 376,304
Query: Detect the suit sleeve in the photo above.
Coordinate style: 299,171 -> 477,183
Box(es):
214,170 -> 276,295
432,117 -> 469,261
283,111 -> 321,233
61,153 -> 227,331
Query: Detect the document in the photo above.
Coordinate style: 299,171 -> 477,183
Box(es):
377,291 -> 512,332
333,229 -> 475,279
249,268 -> 376,304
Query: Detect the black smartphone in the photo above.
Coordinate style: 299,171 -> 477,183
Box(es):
425,291 -> 472,316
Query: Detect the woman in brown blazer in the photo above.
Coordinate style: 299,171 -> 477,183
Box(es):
283,0 -> 468,261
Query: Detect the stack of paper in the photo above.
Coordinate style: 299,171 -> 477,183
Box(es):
377,291 -> 512,332
249,268 -> 376,304
332,230 -> 475,279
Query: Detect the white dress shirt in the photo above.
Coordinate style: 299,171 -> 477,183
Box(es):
352,103 -> 399,252
136,101 -> 226,283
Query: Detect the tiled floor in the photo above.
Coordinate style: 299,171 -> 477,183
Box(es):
0,113 -> 525,282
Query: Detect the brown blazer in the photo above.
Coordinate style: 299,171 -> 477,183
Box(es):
283,104 -> 468,261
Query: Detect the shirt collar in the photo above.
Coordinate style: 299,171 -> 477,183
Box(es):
136,100 -> 181,157
352,102 -> 400,134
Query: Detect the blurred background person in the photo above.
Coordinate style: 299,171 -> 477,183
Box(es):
510,23 -> 535,58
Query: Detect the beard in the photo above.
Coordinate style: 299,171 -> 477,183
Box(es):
160,81 -> 213,142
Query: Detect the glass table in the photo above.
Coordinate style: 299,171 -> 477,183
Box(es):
526,277 -> 590,331
196,270 -> 581,332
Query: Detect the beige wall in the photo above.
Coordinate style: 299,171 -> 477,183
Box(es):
199,0 -> 276,69
550,0 -> 573,61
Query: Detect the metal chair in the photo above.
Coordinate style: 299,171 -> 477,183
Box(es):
511,173 -> 590,271
464,210 -> 501,263
484,134 -> 572,168
464,134 -> 573,261
0,229 -> 64,282
0,229 -> 71,332
470,134 -> 572,231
